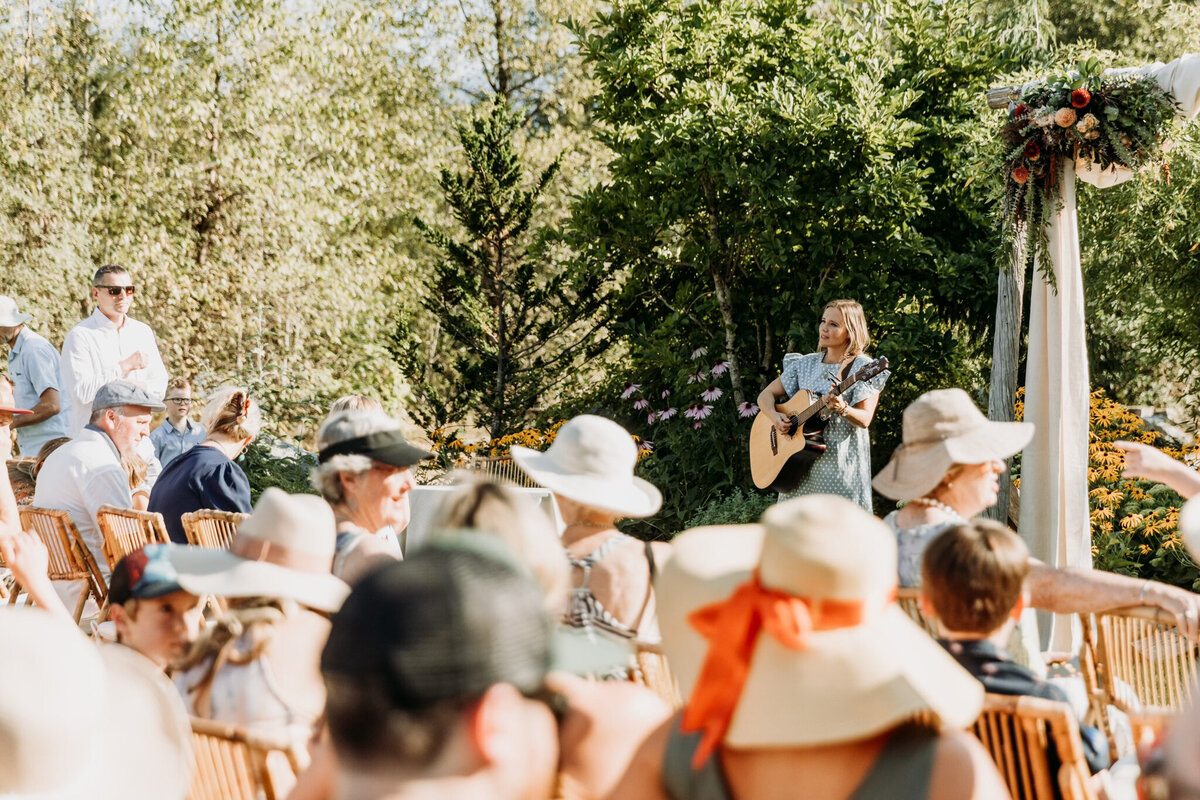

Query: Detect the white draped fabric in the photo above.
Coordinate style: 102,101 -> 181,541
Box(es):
1020,53 -> 1200,651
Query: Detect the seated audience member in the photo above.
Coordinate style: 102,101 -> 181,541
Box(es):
124,451 -> 151,510
612,495 -> 1009,800
150,376 -> 207,468
512,415 -> 671,665
7,459 -> 35,505
310,410 -> 432,583
149,385 -> 260,543
169,488 -> 349,750
32,435 -> 70,480
875,389 -> 1200,649
320,541 -> 562,800
921,520 -> 1110,780
329,394 -> 384,414
108,544 -> 205,670
288,481 -> 671,800
33,378 -> 163,577
0,610 -> 193,800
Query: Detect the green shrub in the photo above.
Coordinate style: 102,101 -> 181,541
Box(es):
684,488 -> 775,529
239,437 -> 318,504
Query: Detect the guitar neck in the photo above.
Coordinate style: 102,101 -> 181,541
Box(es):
791,370 -> 863,425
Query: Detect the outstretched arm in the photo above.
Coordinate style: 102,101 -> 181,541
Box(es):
1114,441 -> 1200,500
1027,559 -> 1200,640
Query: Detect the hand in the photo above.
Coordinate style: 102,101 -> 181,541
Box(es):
0,528 -> 51,591
769,410 -> 792,434
1144,581 -> 1200,642
120,351 -> 148,374
826,383 -> 849,417
1115,441 -> 1185,484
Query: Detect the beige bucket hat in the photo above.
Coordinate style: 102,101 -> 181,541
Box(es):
872,388 -> 1034,501
511,415 -> 662,518
167,488 -> 350,613
0,609 -> 193,799
658,495 -> 983,762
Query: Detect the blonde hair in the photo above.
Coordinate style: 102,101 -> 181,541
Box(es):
433,478 -> 570,612
820,299 -> 871,358
330,395 -> 383,414
122,452 -> 148,492
174,597 -> 291,714
166,376 -> 191,394
201,385 -> 263,441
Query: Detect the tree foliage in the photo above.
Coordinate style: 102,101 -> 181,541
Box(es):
409,100 -> 611,438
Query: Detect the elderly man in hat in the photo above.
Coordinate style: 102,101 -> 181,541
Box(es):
34,378 -> 164,578
0,295 -> 71,456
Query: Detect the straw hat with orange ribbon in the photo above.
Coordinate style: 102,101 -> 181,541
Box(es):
657,494 -> 984,767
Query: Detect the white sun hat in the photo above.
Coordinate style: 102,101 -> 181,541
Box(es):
166,488 -> 350,613
873,388 -> 1034,501
0,609 -> 193,799
0,295 -> 32,327
511,415 -> 662,518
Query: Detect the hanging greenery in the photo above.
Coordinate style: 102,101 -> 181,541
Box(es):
1000,58 -> 1179,278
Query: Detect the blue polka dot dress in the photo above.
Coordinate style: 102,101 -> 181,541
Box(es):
776,352 -> 890,512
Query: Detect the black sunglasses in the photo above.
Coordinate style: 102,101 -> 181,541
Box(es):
95,285 -> 136,296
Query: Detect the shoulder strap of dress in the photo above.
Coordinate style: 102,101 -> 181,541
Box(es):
629,541 -> 658,633
662,718 -> 735,800
848,723 -> 940,800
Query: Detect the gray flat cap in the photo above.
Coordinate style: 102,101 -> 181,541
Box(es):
93,379 -> 165,412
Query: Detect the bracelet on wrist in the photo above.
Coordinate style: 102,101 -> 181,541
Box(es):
1139,580 -> 1151,604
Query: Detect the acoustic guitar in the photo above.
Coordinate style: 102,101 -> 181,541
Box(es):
749,357 -> 890,493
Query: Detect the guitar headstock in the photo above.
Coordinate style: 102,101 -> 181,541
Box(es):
853,357 -> 890,383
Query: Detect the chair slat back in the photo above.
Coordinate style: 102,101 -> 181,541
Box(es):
466,456 -> 539,488
896,588 -> 937,637
970,693 -> 1097,800
186,719 -> 301,800
633,641 -> 682,710
1089,606 -> 1198,712
96,505 -> 169,570
15,507 -> 108,620
181,510 -> 247,549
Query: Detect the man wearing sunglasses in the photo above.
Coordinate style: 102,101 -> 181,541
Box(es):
61,265 -> 168,437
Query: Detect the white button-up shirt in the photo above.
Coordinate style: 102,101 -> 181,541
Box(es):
61,308 -> 168,435
32,425 -> 133,578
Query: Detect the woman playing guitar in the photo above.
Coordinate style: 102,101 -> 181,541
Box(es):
755,299 -> 890,511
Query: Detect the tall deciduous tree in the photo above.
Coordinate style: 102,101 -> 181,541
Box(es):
409,99 -> 610,437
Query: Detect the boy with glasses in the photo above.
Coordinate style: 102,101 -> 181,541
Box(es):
150,377 -> 206,468
61,264 -> 168,436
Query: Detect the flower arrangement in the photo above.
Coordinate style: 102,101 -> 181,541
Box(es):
1000,58 -> 1178,276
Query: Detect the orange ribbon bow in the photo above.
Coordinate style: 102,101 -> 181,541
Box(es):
679,572 -> 875,769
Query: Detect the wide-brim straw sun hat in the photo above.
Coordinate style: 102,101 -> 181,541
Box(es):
872,388 -> 1034,501
1180,496 -> 1200,559
658,495 -> 983,764
511,415 -> 662,518
0,609 -> 193,799
167,487 -> 350,613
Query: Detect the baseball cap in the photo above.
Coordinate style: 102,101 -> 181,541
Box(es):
108,544 -> 189,606
321,539 -> 552,709
317,426 -> 433,469
93,379 -> 165,412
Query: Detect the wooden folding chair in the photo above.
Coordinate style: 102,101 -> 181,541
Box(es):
970,693 -> 1098,800
187,718 -> 304,800
464,455 -> 539,488
1080,605 -> 1196,760
10,507 -> 108,621
633,641 -> 683,710
896,587 -> 938,637
95,505 -> 169,571
181,509 -> 248,549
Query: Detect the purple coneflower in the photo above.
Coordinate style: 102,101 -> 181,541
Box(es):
647,411 -> 658,424
638,439 -> 654,454
633,398 -> 649,411
661,389 -> 671,399
620,383 -> 641,400
691,347 -> 708,360
684,403 -> 714,420
688,370 -> 706,384
693,421 -> 703,430
658,407 -> 677,421
737,402 -> 759,418
710,360 -> 729,376
701,386 -> 723,402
